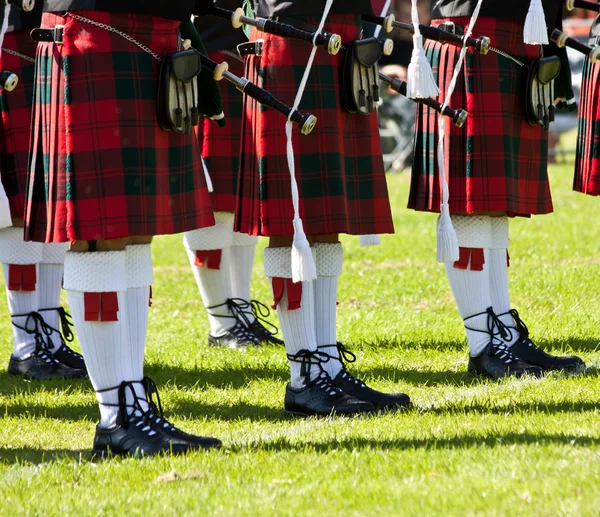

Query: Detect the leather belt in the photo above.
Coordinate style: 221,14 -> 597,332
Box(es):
30,26 -> 64,45
238,40 -> 263,57
436,22 -> 466,36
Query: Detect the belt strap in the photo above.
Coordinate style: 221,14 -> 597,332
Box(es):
30,26 -> 64,45
238,40 -> 263,57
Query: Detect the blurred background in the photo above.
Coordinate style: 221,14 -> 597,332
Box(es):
370,0 -> 595,172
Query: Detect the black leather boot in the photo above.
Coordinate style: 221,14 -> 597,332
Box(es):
9,311 -> 86,379
284,349 -> 373,417
39,307 -> 87,370
92,381 -> 221,458
499,309 -> 585,372
465,308 -> 543,379
142,377 -> 222,448
318,343 -> 410,411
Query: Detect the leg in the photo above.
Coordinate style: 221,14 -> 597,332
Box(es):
444,215 -> 541,378
184,212 -> 259,348
488,217 -> 584,372
264,244 -> 371,417
0,227 -> 83,379
313,237 -> 409,410
231,231 -> 283,345
65,238 -> 221,457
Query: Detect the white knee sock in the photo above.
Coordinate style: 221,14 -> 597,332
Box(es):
0,227 -> 44,358
64,251 -> 138,428
313,243 -> 343,379
38,243 -> 69,352
265,246 -> 318,388
444,216 -> 493,357
488,216 -> 519,346
3,263 -> 39,357
230,232 -> 258,324
184,213 -> 236,336
125,244 -> 153,391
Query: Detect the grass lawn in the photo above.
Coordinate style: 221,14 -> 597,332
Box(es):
0,155 -> 599,516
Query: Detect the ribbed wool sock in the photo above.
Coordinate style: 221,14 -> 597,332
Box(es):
265,246 -> 318,388
2,263 -> 38,358
0,228 -> 44,358
488,216 -> 519,346
64,251 -> 140,428
186,247 -> 235,336
313,243 -> 343,379
230,232 -> 258,324
445,216 -> 494,357
125,244 -> 153,396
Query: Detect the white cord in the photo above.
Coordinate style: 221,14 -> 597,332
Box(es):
0,4 -> 11,56
285,0 -> 335,282
437,0 -> 484,212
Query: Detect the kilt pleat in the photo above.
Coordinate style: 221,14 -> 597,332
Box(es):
409,17 -> 551,217
24,11 -> 214,243
574,40 -> 600,196
195,51 -> 244,213
0,30 -> 37,221
234,14 -> 394,237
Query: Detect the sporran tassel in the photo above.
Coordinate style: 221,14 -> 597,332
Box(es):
406,0 -> 439,99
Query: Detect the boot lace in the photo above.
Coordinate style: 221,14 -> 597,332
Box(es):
206,298 -> 262,344
317,342 -> 366,387
286,349 -> 342,395
11,311 -> 60,364
143,377 -> 178,433
96,381 -> 158,436
464,307 -> 518,356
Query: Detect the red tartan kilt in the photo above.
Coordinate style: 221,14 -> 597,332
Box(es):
24,12 -> 214,243
235,14 -> 394,237
409,17 -> 552,217
574,41 -> 600,196
0,30 -> 37,220
194,51 -> 244,213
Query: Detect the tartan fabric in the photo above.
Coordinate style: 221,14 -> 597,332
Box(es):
574,39 -> 600,196
195,51 -> 244,212
235,14 -> 394,237
409,17 -> 552,217
24,11 -> 215,244
0,31 -> 37,221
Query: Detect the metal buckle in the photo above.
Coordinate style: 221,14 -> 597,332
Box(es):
54,25 -> 64,45
439,22 -> 456,35
254,39 -> 264,57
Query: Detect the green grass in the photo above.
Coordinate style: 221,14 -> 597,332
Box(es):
1,157 -> 600,516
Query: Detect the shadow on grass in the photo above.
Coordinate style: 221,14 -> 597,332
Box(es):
0,448 -> 89,465
236,432 -> 600,454
2,430 -> 598,466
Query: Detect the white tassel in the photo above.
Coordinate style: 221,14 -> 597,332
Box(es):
359,234 -> 381,247
291,218 -> 317,283
406,0 -> 439,99
433,0 -> 484,263
200,157 -> 214,193
524,0 -> 548,45
436,205 -> 459,263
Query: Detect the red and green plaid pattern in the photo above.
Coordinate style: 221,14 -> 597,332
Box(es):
574,39 -> 600,197
195,51 -> 244,213
234,14 -> 394,237
0,30 -> 37,221
409,17 -> 552,217
24,11 -> 215,244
